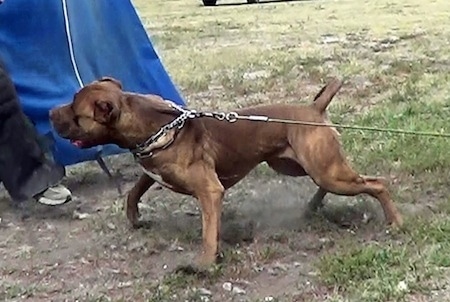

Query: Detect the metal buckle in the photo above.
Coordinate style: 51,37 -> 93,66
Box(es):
214,112 -> 226,120
226,112 -> 238,123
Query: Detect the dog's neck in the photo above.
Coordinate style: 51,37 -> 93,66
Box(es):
113,94 -> 182,149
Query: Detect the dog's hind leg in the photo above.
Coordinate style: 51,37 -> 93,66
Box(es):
308,187 -> 328,212
309,163 -> 403,227
266,157 -> 328,212
266,157 -> 327,211
287,123 -> 402,226
126,174 -> 155,228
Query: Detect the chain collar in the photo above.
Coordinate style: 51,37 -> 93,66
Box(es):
130,101 -> 239,160
130,102 -> 197,159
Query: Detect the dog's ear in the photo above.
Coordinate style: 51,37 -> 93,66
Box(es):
98,77 -> 123,90
94,100 -> 119,124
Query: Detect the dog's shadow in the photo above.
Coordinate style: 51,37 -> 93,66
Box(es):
135,182 -> 386,246
136,208 -> 258,246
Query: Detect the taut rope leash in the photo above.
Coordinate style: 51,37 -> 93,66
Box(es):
169,102 -> 450,138
131,101 -> 449,160
221,114 -> 450,138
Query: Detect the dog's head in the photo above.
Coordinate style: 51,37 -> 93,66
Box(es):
50,77 -> 125,148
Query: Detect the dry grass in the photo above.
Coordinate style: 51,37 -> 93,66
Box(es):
0,0 -> 449,301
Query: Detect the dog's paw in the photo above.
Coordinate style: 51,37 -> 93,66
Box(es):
130,220 -> 153,230
387,218 -> 404,231
126,204 -> 141,226
173,264 -> 210,278
173,263 -> 221,279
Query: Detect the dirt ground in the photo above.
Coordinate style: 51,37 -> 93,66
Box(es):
0,153 -> 431,302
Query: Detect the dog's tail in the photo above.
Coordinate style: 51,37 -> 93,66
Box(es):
312,78 -> 343,113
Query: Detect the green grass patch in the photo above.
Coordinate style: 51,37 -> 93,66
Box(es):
333,76 -> 449,175
317,216 -> 450,302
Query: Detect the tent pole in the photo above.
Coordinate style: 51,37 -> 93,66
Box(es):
95,154 -> 123,196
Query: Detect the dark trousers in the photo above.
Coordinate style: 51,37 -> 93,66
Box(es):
0,59 -> 64,202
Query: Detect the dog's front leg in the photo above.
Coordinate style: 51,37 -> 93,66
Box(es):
193,171 -> 225,267
197,190 -> 224,266
126,173 -> 155,227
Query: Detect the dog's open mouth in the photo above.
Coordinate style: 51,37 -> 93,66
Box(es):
69,137 -> 101,149
70,139 -> 86,148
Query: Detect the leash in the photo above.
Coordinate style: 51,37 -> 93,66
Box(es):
170,103 -> 450,138
222,113 -> 450,138
131,102 -> 449,160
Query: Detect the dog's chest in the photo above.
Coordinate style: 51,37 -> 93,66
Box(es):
140,165 -> 173,189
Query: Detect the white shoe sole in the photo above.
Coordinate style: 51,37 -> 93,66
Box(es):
36,184 -> 72,206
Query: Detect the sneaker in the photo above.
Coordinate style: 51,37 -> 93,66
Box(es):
35,184 -> 72,206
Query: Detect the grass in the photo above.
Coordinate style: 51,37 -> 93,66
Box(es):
130,0 -> 450,300
336,81 -> 450,175
0,283 -> 42,300
318,216 -> 450,302
134,0 -> 450,185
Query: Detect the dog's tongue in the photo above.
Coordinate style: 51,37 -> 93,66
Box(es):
71,139 -> 84,148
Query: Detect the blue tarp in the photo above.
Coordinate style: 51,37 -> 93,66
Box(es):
0,0 -> 185,166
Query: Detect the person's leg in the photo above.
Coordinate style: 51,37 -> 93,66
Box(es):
0,59 -> 71,206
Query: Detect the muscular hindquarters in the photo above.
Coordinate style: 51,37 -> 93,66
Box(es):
287,126 -> 364,194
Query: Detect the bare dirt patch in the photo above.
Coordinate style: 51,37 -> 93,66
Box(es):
0,154 -> 390,301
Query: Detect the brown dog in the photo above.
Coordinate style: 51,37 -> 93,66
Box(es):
50,77 -> 403,267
